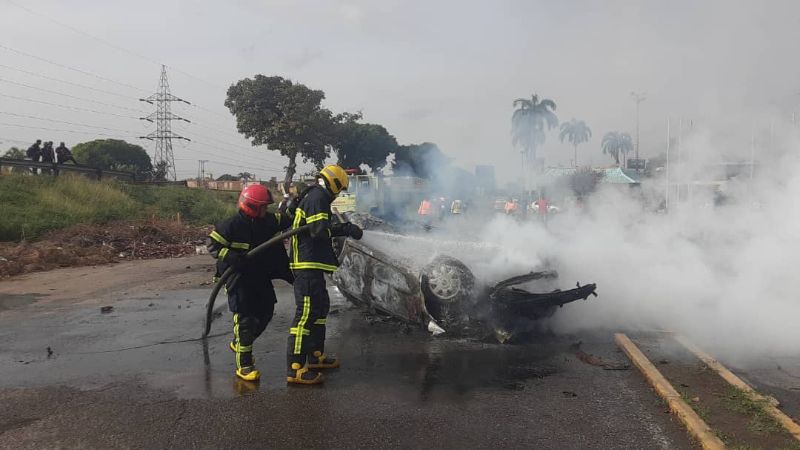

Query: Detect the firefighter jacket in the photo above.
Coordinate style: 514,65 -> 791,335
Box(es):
208,210 -> 293,283
289,185 -> 349,272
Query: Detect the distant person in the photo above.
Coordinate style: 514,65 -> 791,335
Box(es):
207,185 -> 293,382
55,142 -> 76,164
41,141 -> 55,164
504,197 -> 518,216
39,141 -> 55,174
26,139 -> 42,162
534,198 -> 549,216
450,199 -> 463,215
534,197 -> 550,225
26,139 -> 42,174
418,198 -> 432,216
277,193 -> 291,214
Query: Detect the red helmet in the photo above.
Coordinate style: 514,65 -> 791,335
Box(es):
238,184 -> 272,217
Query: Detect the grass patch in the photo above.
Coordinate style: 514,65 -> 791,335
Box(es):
722,387 -> 783,436
0,174 -> 238,241
679,389 -> 711,422
119,184 -> 237,225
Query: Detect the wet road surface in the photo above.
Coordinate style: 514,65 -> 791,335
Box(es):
0,270 -> 694,449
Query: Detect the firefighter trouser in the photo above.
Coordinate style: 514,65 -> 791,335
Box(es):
286,270 -> 330,366
228,277 -> 277,369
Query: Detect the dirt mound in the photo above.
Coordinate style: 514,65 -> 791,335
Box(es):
0,220 -> 211,278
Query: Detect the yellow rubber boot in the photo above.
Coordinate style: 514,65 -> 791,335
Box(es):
230,341 -> 255,363
236,366 -> 261,382
307,350 -> 340,369
286,362 -> 323,385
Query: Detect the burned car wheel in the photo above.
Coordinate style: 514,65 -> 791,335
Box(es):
421,256 -> 475,302
420,256 -> 475,325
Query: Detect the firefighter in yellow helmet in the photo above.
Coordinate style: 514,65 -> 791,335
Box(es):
285,165 -> 363,385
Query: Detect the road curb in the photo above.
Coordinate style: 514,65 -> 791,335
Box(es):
614,333 -> 725,450
674,334 -> 800,442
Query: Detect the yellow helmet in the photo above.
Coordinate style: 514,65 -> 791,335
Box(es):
319,165 -> 349,195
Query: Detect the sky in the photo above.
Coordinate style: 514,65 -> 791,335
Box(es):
1,0 -> 799,180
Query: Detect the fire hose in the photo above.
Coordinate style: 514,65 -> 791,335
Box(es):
203,224 -> 310,337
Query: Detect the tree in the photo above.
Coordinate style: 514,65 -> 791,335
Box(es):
149,160 -> 169,182
237,172 -> 255,182
225,75 -> 337,190
391,142 -> 450,179
72,139 -> 152,175
559,119 -> 592,167
511,94 -> 559,171
332,117 -> 398,174
2,147 -> 25,159
569,167 -> 603,199
601,132 -> 633,166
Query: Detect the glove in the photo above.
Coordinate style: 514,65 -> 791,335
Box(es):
330,222 -> 363,240
225,250 -> 248,270
344,223 -> 363,240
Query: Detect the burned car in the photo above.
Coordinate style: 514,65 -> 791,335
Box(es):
332,213 -> 597,342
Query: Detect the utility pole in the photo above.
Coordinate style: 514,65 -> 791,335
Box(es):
198,159 -> 209,187
631,92 -> 647,170
665,117 -> 670,213
750,122 -> 756,181
139,65 -> 191,181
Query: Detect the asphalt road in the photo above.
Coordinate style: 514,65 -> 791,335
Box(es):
0,261 -> 695,449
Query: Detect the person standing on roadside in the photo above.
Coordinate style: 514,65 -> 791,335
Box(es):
56,142 -> 77,164
26,139 -> 42,174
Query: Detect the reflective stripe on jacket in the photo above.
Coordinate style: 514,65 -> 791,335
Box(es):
289,185 -> 339,272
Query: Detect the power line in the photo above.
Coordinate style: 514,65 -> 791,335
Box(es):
4,0 -> 163,67
189,103 -> 231,120
2,123 -> 286,174
0,41 -> 234,136
174,140 -> 286,172
181,114 -> 252,141
0,111 -> 138,133
0,37 -> 299,175
4,0 -> 226,91
179,118 -> 290,164
173,158 -> 282,175
0,92 -> 280,169
178,123 -> 286,163
0,42 -> 149,94
0,136 -> 31,146
185,141 -> 287,171
0,64 -> 138,100
0,93 -> 140,119
0,78 -> 148,113
0,121 -> 138,138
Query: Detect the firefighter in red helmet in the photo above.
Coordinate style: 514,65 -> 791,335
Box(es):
207,184 -> 292,382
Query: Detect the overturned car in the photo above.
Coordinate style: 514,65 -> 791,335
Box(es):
332,214 -> 597,342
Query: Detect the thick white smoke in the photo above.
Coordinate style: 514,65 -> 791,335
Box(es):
476,125 -> 800,361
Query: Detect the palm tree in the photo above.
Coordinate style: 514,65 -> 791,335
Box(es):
511,94 -> 558,172
601,132 -> 633,166
559,119 -> 592,167
237,172 -> 254,182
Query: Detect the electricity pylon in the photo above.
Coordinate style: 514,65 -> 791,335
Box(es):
139,65 -> 190,181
